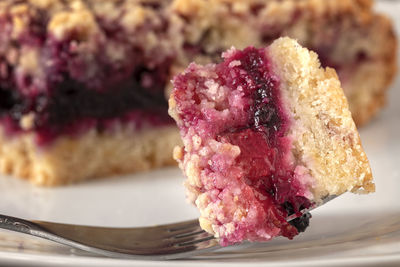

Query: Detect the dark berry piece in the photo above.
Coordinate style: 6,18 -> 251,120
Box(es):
289,212 -> 311,232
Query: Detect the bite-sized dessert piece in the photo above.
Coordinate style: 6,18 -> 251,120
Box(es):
169,38 -> 374,246
0,0 -> 394,186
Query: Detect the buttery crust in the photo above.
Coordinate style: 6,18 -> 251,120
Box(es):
0,125 -> 180,186
268,38 -> 374,200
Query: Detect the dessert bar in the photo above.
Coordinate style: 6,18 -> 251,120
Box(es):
169,37 -> 374,245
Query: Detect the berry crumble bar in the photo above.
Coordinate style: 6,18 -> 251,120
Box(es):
169,38 -> 374,245
0,0 -> 394,185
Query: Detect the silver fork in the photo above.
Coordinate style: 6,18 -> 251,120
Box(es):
0,195 -> 338,260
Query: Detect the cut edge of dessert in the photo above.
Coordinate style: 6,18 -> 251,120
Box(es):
169,37 -> 374,246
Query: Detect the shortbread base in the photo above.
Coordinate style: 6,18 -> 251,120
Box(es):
0,125 -> 180,186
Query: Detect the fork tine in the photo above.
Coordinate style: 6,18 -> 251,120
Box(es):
164,220 -> 200,232
129,231 -> 210,247
151,233 -> 218,257
160,227 -> 205,240
286,194 -> 340,221
137,228 -> 213,248
122,221 -> 216,251
125,220 -> 203,241
108,231 -> 218,257
174,229 -> 205,238
103,220 -> 214,249
169,230 -> 212,244
177,235 -> 216,247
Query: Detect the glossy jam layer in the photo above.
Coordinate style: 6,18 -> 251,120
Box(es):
218,48 -> 312,237
0,66 -> 172,144
173,47 -> 312,245
0,82 -> 171,146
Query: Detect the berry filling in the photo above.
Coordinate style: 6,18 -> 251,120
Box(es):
173,47 -> 313,245
0,4 -> 174,145
0,67 -> 172,145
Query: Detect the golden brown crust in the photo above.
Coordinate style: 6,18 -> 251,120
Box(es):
345,13 -> 397,126
269,38 -> 374,199
0,125 -> 180,186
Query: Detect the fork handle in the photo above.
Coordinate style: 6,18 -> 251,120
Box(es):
0,214 -> 43,235
0,214 -> 111,257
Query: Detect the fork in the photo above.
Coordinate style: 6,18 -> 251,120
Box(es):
0,195 -> 338,260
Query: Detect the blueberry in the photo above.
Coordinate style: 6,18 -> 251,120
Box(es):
282,201 -> 311,232
289,212 -> 311,232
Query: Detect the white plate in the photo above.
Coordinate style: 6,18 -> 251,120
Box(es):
0,2 -> 399,267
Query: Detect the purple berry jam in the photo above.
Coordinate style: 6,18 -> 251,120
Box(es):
172,46 -> 313,244
0,60 -> 172,145
220,47 -> 312,213
0,3 -> 174,145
